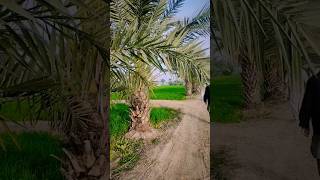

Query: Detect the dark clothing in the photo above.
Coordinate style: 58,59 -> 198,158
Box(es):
311,135 -> 320,158
299,74 -> 320,135
203,85 -> 210,106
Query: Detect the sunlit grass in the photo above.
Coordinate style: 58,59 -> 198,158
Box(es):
150,85 -> 186,100
150,107 -> 179,128
111,85 -> 186,100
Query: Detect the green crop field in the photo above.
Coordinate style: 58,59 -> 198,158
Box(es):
111,85 -> 186,100
150,85 -> 186,100
212,75 -> 244,123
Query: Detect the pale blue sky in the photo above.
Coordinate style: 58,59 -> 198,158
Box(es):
175,0 -> 209,20
175,0 -> 210,52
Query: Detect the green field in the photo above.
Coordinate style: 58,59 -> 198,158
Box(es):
0,133 -> 63,180
111,85 -> 186,100
150,85 -> 186,100
212,75 -> 244,123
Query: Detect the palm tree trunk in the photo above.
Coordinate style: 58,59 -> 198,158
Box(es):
192,81 -> 202,95
263,49 -> 288,101
61,59 -> 109,180
125,88 -> 157,139
185,79 -> 192,96
61,97 -> 109,179
239,54 -> 262,108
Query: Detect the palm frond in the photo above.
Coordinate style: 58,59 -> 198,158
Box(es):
163,0 -> 185,18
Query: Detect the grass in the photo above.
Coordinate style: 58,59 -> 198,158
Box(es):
111,85 -> 186,100
111,92 -> 123,100
0,101 -> 48,121
0,101 -> 30,121
0,132 -> 63,180
212,148 -> 238,180
110,137 -> 142,175
110,103 -> 131,137
212,75 -> 244,123
109,103 -> 139,168
150,107 -> 179,128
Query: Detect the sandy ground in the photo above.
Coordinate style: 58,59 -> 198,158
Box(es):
213,102 -> 319,180
117,99 -> 210,180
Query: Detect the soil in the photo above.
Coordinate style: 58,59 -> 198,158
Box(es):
212,102 -> 319,180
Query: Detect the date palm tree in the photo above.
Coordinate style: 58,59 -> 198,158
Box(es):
111,0 -> 209,138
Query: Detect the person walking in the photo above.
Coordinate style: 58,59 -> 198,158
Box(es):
299,71 -> 320,176
203,84 -> 210,112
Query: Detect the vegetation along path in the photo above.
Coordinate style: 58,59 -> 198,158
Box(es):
119,99 -> 210,180
213,102 -> 319,180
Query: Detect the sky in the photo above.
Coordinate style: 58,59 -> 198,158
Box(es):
175,0 -> 209,21
175,0 -> 210,53
155,0 -> 210,83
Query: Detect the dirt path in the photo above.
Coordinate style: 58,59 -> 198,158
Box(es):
118,99 -> 210,180
213,102 -> 319,180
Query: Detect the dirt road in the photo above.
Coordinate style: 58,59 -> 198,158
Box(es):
118,99 -> 210,180
213,102 -> 319,180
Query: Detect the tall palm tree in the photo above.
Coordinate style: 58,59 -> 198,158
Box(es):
175,6 -> 210,96
113,63 -> 159,139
